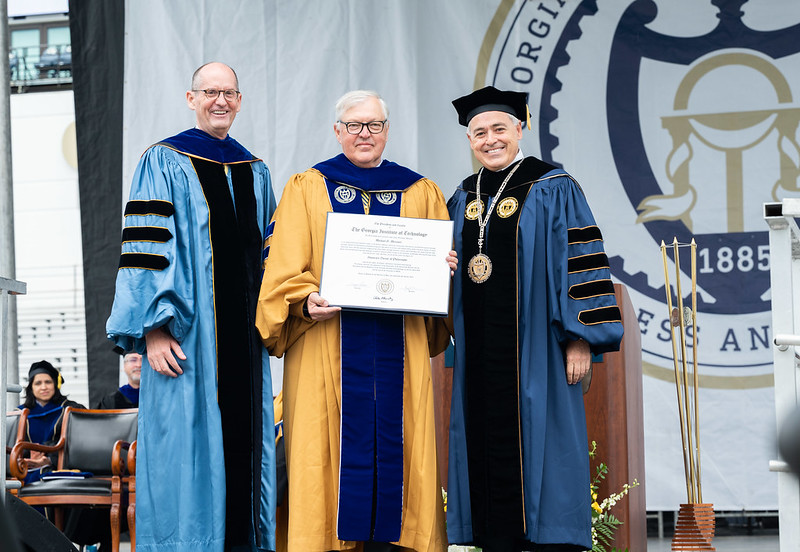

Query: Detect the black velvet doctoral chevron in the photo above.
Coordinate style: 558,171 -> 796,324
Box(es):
191,157 -> 264,549
121,226 -> 173,244
578,305 -> 622,326
459,157 -> 554,544
567,225 -> 603,244
567,252 -> 610,274
118,252 -> 169,270
124,199 -> 175,217
568,278 -> 616,300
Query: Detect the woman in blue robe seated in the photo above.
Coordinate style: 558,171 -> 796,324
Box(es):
17,360 -> 84,483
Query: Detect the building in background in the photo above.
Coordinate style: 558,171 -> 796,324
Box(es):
8,1 -> 88,407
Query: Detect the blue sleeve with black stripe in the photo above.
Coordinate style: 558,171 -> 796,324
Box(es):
551,176 -> 624,354
106,146 -> 197,353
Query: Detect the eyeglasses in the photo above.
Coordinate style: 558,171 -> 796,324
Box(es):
192,89 -> 240,101
338,120 -> 387,135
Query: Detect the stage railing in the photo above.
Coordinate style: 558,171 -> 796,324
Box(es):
0,276 -> 26,503
763,198 -> 800,551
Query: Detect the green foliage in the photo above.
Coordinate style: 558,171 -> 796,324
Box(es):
593,513 -> 623,552
586,441 -> 640,552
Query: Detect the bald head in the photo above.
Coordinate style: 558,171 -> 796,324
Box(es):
191,62 -> 239,91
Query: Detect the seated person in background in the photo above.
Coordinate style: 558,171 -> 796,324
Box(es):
17,360 -> 84,480
67,351 -> 142,551
96,352 -> 141,409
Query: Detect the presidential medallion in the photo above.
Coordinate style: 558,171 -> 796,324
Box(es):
467,160 -> 523,284
467,253 -> 493,283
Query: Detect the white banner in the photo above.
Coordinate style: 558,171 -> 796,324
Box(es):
124,0 -> 800,511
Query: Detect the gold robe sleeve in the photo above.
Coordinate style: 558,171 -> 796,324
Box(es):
256,169 -> 327,357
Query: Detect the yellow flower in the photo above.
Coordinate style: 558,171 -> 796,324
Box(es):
592,501 -> 603,514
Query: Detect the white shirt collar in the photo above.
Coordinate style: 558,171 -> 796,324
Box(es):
494,148 -> 524,172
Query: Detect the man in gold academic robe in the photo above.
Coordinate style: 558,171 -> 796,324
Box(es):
256,90 -> 455,552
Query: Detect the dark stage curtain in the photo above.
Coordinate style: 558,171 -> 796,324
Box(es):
68,0 -> 125,406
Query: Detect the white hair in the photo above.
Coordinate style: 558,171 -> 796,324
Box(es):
335,90 -> 389,123
467,112 -> 520,137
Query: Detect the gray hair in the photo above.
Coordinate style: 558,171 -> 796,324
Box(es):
335,90 -> 389,123
467,112 -> 520,137
191,62 -> 240,91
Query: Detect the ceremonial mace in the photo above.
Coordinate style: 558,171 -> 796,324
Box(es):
660,238 -> 714,551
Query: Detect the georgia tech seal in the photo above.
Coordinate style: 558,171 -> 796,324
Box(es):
334,185 -> 357,204
376,279 -> 395,294
465,199 -> 484,220
496,197 -> 518,218
481,0 -> 800,384
477,0 -> 800,510
375,192 -> 398,205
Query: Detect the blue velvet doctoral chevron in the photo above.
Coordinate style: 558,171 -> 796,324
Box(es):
315,153 -> 421,192
318,155 -> 414,542
159,128 -> 257,164
338,312 -> 404,542
24,402 -> 66,444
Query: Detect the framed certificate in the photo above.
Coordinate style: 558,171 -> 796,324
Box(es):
319,212 -> 454,316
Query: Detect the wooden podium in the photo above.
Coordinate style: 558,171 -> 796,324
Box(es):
431,348 -> 452,488
584,283 -> 646,552
431,284 -> 645,551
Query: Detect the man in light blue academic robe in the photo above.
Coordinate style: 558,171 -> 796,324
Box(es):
107,62 -> 277,552
446,87 -> 624,552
